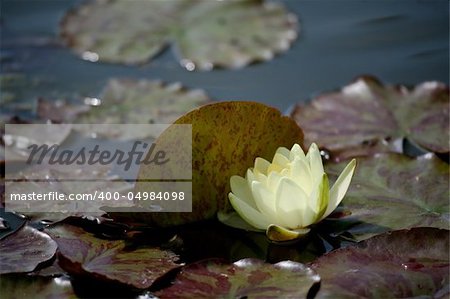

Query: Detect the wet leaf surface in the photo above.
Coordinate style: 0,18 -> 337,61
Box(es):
291,77 -> 449,161
5,164 -> 133,223
1,123 -> 72,161
0,275 -> 77,299
60,0 -> 297,70
0,209 -> 26,240
0,226 -> 57,274
325,153 -> 449,240
46,223 -> 181,289
310,228 -> 450,299
38,79 -> 211,140
135,101 -> 304,226
156,258 -> 320,298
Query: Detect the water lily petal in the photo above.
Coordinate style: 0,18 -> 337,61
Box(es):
275,146 -> 290,159
290,157 -> 313,195
320,158 -> 356,220
229,193 -> 270,230
251,181 -> 278,222
268,153 -> 290,174
230,175 -> 257,209
247,169 -> 267,188
289,143 -> 306,161
310,173 -> 329,223
275,177 -> 309,228
267,171 -> 283,193
307,143 -> 324,184
254,157 -> 270,175
266,224 -> 310,242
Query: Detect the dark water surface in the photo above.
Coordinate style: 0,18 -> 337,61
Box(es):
1,0 -> 448,112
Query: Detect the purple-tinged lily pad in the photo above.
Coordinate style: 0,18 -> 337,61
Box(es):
291,77 -> 449,161
46,223 -> 181,289
0,275 -> 76,299
0,226 -> 57,274
135,101 -> 304,226
60,0 -> 297,70
156,258 -> 320,298
325,153 -> 449,240
310,228 -> 449,299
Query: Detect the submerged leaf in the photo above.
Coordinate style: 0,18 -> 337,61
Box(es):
135,101 -> 304,226
311,228 -> 449,298
46,223 -> 180,289
291,77 -> 449,161
156,258 -> 320,298
325,153 -> 449,240
60,0 -> 297,70
0,226 -> 57,274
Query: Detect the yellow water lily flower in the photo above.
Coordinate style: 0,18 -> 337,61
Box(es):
228,143 -> 356,242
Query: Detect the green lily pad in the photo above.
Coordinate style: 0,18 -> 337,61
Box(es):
0,226 -> 57,274
46,223 -> 180,289
291,77 -> 449,161
60,0 -> 297,70
135,101 -> 304,226
311,228 -> 450,298
38,79 -> 211,140
156,258 -> 320,298
325,153 -> 449,240
0,275 -> 77,299
5,164 -> 133,223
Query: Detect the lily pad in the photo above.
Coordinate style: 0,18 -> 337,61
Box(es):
38,79 -> 211,140
0,275 -> 77,299
46,223 -> 180,289
0,226 -> 57,274
2,123 -> 72,161
291,77 -> 449,161
156,258 -> 320,298
60,0 -> 297,70
325,153 -> 449,240
310,228 -> 450,298
5,163 -> 133,222
135,101 -> 304,226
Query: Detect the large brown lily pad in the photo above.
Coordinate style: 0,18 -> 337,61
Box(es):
135,101 -> 304,226
291,77 -> 449,161
311,228 -> 449,298
46,223 -> 180,289
60,0 -> 298,70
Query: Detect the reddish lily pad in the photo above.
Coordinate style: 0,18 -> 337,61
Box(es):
156,258 -> 320,298
325,153 -> 449,240
0,226 -> 57,274
60,0 -> 297,70
135,101 -> 304,226
291,77 -> 449,161
0,275 -> 77,299
46,223 -> 180,289
311,228 -> 449,298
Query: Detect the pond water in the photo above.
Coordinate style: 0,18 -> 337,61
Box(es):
1,0 -> 448,112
